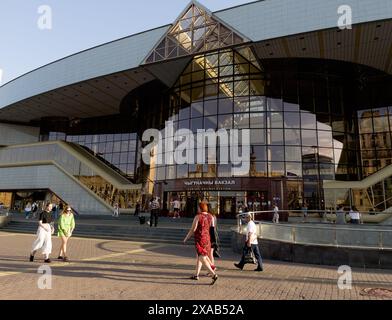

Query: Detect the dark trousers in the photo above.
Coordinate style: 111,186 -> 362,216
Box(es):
150,209 -> 159,227
239,244 -> 263,269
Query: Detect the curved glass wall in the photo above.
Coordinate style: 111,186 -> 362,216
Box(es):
148,48 -> 371,208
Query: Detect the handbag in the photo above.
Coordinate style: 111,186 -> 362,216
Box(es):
243,246 -> 257,265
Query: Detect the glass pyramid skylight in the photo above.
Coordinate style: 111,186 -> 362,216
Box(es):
145,3 -> 247,64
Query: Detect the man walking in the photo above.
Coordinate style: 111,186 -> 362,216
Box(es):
272,204 -> 279,224
234,213 -> 263,272
173,199 -> 181,219
149,197 -> 160,228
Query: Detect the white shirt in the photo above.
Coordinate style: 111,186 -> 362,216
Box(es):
246,220 -> 258,245
173,200 -> 180,209
349,210 -> 361,220
274,206 -> 279,215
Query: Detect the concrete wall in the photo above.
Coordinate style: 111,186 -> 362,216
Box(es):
0,123 -> 39,146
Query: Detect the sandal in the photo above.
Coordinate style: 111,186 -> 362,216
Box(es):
210,274 -> 218,285
190,275 -> 199,281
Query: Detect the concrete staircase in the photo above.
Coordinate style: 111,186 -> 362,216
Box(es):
1,217 -> 234,248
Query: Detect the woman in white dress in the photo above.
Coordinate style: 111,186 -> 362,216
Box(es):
29,203 -> 54,263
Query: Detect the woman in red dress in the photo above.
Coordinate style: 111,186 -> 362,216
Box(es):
184,202 -> 218,285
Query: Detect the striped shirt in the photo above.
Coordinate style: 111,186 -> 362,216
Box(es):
150,200 -> 160,210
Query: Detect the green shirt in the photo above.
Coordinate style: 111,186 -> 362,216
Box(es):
57,214 -> 75,237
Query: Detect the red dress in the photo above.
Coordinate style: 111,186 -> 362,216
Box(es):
194,213 -> 212,256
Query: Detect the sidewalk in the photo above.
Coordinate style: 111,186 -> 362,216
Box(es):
1,232 -> 392,300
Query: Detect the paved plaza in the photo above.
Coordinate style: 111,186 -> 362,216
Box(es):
0,231 -> 392,300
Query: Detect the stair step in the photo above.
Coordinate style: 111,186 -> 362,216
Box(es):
1,227 -> 232,247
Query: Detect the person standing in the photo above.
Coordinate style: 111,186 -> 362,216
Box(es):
57,206 -> 76,262
113,203 -> 120,218
52,203 -> 59,220
24,202 -> 32,219
173,199 -> 181,219
272,204 -> 280,224
29,203 -> 54,263
31,202 -> 39,219
134,202 -> 141,217
234,213 -> 263,272
336,205 -> 346,224
302,202 -> 308,223
149,197 -> 160,228
209,211 -> 220,264
349,207 -> 362,224
184,202 -> 218,285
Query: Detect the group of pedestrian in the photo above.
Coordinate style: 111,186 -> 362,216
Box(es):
183,201 -> 263,285
335,205 -> 363,224
29,203 -> 76,263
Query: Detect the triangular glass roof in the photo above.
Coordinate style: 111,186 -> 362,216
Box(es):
144,2 -> 247,64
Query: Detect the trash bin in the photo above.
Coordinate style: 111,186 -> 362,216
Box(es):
139,216 -> 146,225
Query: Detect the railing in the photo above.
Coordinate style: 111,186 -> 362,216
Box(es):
76,144 -> 133,182
236,210 -> 392,249
0,141 -> 141,209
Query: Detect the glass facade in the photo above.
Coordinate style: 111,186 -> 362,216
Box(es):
0,142 -> 141,210
145,3 -> 245,63
26,46 -> 392,214
358,107 -> 392,177
47,132 -> 139,179
144,47 -> 392,212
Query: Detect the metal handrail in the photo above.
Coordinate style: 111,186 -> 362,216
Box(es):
236,209 -> 388,218
236,218 -> 392,249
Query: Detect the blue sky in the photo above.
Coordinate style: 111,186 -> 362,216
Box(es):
0,0 -> 252,85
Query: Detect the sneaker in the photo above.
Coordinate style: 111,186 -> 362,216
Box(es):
44,259 -> 51,264
234,263 -> 243,270
254,267 -> 264,272
29,255 -> 34,262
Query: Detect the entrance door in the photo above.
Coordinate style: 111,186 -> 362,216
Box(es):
219,196 -> 236,218
247,191 -> 268,212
